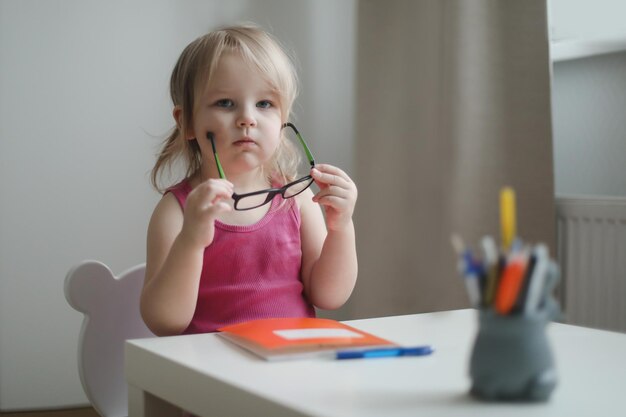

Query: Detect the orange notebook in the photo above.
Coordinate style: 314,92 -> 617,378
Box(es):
217,317 -> 396,361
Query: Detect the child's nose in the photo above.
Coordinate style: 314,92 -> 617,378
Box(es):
237,108 -> 257,128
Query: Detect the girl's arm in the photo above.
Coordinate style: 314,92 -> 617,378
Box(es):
141,179 -> 232,336
299,164 -> 358,310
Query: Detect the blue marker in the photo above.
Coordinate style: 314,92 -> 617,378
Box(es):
336,345 -> 433,360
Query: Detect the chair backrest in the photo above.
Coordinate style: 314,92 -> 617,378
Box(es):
64,261 -> 154,417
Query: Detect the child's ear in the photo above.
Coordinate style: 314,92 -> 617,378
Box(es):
172,105 -> 183,128
172,106 -> 195,140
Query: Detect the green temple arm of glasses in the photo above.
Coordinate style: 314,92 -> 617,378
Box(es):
283,122 -> 315,167
207,132 -> 227,179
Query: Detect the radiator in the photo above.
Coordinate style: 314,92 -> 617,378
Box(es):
556,195 -> 626,333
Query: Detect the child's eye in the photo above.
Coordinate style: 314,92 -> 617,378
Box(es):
257,100 -> 273,109
215,99 -> 234,108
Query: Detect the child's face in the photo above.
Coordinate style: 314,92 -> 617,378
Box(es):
192,52 -> 283,179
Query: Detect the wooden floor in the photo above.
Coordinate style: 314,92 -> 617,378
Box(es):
0,407 -> 99,417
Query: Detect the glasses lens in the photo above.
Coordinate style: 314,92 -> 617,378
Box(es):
284,177 -> 314,199
235,192 -> 272,210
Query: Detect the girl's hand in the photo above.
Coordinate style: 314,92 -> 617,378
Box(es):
179,179 -> 233,248
311,164 -> 357,232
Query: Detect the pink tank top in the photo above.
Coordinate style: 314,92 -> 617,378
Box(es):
168,180 -> 315,334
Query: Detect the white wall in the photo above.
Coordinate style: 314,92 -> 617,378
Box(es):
552,52 -> 626,197
549,0 -> 626,197
0,0 -> 356,410
549,0 -> 626,41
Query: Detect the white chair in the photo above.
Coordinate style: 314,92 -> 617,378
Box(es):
64,261 -> 155,417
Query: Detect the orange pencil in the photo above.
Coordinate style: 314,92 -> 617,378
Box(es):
494,252 -> 529,315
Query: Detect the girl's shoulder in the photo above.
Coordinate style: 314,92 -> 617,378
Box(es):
152,190 -> 184,222
150,178 -> 191,226
147,190 -> 184,247
166,178 -> 193,206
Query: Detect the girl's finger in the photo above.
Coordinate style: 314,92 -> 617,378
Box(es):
311,167 -> 351,189
313,186 -> 349,201
196,181 -> 233,199
205,201 -> 232,216
314,195 -> 351,211
189,186 -> 233,212
313,163 -> 351,179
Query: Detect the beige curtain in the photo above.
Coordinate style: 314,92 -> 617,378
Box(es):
343,0 -> 555,319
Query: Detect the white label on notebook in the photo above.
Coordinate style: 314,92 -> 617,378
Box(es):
273,328 -> 364,340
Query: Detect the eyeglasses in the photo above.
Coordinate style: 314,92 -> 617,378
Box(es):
207,123 -> 316,210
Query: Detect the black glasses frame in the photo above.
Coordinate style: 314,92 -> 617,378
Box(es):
207,123 -> 316,211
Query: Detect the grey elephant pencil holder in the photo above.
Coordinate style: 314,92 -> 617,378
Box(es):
469,290 -> 560,402
452,187 -> 561,401
453,234 -> 561,402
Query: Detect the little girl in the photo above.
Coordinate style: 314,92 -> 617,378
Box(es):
141,24 -> 358,336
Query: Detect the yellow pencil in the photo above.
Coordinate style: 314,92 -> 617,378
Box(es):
500,187 -> 516,250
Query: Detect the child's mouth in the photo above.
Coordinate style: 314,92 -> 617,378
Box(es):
234,138 -> 256,146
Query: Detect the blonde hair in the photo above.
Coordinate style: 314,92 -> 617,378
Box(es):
151,24 -> 300,192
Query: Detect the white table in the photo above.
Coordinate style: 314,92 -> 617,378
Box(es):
125,309 -> 626,417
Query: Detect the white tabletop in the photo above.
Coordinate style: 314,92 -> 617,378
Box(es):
125,309 -> 626,417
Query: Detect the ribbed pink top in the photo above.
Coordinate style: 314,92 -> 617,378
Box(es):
168,180 -> 315,334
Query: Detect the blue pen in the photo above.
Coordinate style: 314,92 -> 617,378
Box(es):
336,345 -> 433,360
451,234 -> 482,307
